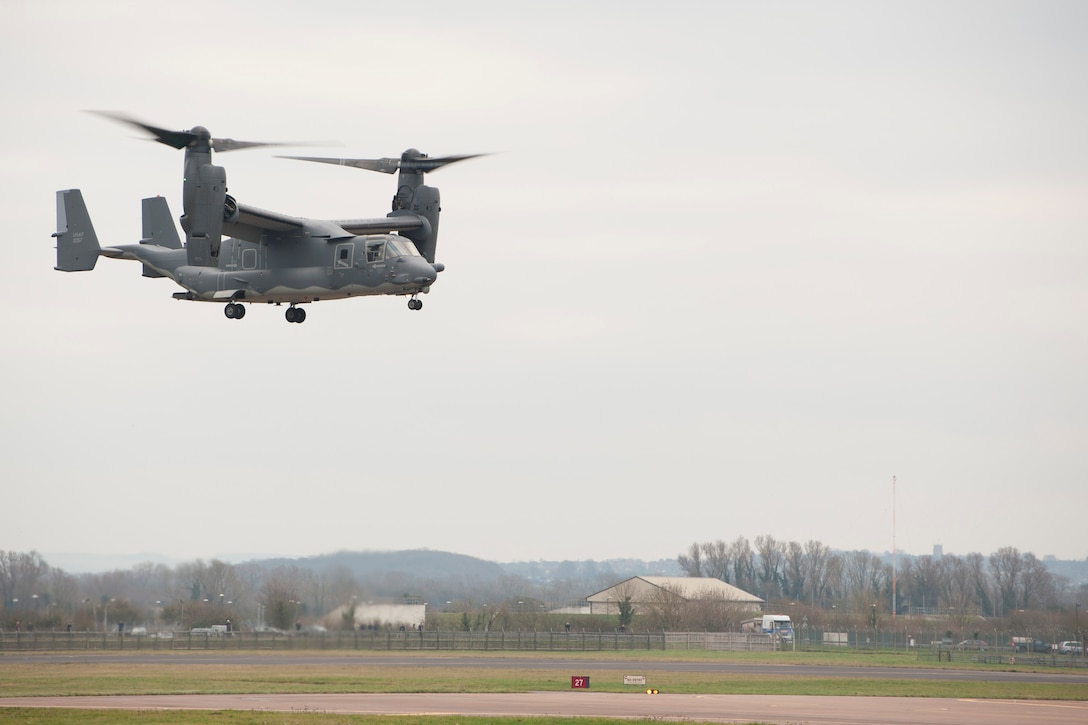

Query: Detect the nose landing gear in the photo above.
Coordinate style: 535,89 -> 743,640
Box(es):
285,305 -> 307,323
407,297 -> 423,311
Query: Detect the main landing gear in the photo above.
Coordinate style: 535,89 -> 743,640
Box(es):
224,302 -> 246,319
407,297 -> 423,311
224,301 -> 307,323
285,306 -> 307,324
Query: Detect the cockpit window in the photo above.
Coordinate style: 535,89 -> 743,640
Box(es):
366,237 -> 420,263
386,238 -> 420,257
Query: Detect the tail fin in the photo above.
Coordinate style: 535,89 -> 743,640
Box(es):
53,189 -> 101,271
140,196 -> 182,278
141,196 -> 182,249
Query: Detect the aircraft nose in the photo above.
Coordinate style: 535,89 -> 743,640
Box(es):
393,257 -> 438,286
410,259 -> 437,285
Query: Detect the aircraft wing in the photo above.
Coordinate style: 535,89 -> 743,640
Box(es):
233,203 -> 305,232
336,216 -> 425,235
225,203 -> 425,242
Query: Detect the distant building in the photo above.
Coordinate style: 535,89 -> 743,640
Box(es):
933,544 -> 943,558
586,576 -> 764,615
324,602 -> 425,630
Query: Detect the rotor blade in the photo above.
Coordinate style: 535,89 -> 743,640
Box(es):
277,155 -> 401,173
277,153 -> 486,174
90,112 -> 336,152
212,138 -> 294,153
402,153 -> 487,173
89,111 -> 197,149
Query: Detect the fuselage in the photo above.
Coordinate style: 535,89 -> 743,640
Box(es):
108,233 -> 439,305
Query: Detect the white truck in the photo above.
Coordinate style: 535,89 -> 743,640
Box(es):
741,614 -> 793,641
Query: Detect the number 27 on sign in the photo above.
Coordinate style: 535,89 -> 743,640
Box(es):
571,676 -> 590,689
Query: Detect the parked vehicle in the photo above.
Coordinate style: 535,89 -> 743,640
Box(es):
1057,641 -> 1083,655
955,639 -> 987,650
739,614 -> 793,641
1010,637 -> 1050,653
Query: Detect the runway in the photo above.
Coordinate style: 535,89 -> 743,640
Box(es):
4,692 -> 1088,724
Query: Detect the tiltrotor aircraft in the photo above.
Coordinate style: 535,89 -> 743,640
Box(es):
53,114 -> 480,322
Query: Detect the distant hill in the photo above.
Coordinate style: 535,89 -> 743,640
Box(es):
254,549 -> 507,582
240,550 -> 682,605
500,558 -> 682,583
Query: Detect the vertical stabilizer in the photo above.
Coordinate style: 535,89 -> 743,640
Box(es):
141,196 -> 182,249
53,189 -> 101,271
140,196 -> 181,277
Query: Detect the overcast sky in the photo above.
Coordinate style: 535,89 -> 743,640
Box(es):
2,1 -> 1085,572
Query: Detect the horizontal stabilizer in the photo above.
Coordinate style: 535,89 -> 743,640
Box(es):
53,189 -> 101,271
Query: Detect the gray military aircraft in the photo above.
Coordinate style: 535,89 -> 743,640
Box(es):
53,114 -> 480,322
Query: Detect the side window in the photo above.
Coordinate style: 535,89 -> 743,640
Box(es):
334,243 -> 354,269
366,241 -> 385,263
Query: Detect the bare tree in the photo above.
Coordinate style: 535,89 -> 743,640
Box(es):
0,550 -> 49,609
260,568 -> 304,630
781,540 -> 805,600
685,592 -> 752,632
936,555 -> 980,617
700,540 -> 733,583
964,552 -> 994,616
641,582 -> 686,631
677,542 -> 703,577
908,555 -> 942,612
1020,553 -> 1056,610
754,535 -> 784,601
842,550 -> 889,614
989,547 -> 1024,617
730,537 -> 756,593
802,540 -> 832,607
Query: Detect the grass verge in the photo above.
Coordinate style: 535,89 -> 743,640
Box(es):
0,661 -> 1085,700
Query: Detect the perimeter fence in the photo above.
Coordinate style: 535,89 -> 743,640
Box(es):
1,629 -> 1085,668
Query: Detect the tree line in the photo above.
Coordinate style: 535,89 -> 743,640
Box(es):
0,550 -> 590,633
0,551 -> 361,632
1,541 -> 1084,635
676,536 -> 1083,618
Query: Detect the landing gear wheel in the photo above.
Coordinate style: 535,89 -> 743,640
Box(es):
224,302 -> 245,319
286,306 -> 307,323
408,298 -> 423,311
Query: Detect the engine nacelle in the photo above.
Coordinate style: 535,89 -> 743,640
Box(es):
393,185 -> 440,263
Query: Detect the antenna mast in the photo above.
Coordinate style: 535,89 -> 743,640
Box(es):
892,475 -> 897,622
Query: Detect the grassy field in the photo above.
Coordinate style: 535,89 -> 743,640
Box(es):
1,650 -> 1085,725
2,709 -> 713,725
